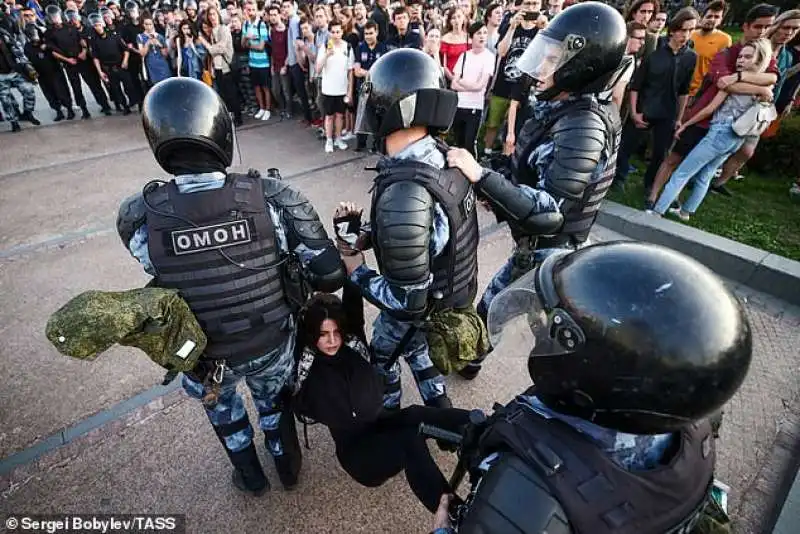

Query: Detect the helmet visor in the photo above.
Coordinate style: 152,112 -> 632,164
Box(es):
353,79 -> 377,135
64,9 -> 81,23
515,33 -> 584,88
45,5 -> 63,23
487,268 -> 585,360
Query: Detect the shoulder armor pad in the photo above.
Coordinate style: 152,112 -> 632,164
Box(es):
262,178 -> 330,248
375,180 -> 434,286
546,110 -> 609,201
117,192 -> 147,248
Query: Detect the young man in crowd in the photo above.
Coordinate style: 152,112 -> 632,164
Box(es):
309,5 -> 330,130
370,0 -> 390,42
281,0 -> 313,125
242,1 -> 271,121
484,0 -> 541,155
316,19 -> 353,153
646,3 -> 779,206
407,1 -> 424,38
267,5 -> 291,120
648,7 -> 668,36
625,0 -> 657,60
611,21 -> 647,114
353,2 -> 368,41
546,0 -> 564,18
230,12 -> 259,116
353,21 -> 387,151
688,1 -> 731,96
613,7 -> 698,207
386,6 -> 422,49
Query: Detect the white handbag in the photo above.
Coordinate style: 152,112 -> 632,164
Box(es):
732,100 -> 778,137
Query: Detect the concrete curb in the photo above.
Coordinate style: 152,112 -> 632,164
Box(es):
597,201 -> 800,307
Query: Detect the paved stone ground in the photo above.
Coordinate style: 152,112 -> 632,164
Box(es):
0,117 -> 797,533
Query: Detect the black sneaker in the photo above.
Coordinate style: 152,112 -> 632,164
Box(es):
54,110 -> 65,122
644,199 -> 655,211
11,121 -> 21,132
711,184 -> 733,197
66,108 -> 76,120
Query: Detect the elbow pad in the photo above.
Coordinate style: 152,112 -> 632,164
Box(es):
117,192 -> 147,249
477,170 -> 564,236
544,110 -> 608,201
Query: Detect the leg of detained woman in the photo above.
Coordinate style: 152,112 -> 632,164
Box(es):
653,130 -> 721,214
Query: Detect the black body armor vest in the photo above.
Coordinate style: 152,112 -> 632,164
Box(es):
512,98 -> 620,248
371,159 -> 479,311
460,395 -> 715,534
144,174 -> 291,363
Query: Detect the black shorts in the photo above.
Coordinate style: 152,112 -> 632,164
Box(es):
249,67 -> 270,87
671,124 -> 707,157
321,94 -> 346,116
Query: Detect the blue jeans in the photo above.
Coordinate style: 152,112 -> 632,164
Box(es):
182,339 -> 295,454
654,120 -> 745,215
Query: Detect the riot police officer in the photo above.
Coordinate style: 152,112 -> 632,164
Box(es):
119,0 -> 144,108
117,78 -> 346,495
434,241 -> 751,534
64,7 -> 113,115
24,23 -> 73,121
447,2 -> 631,376
44,5 -> 92,119
346,48 -> 479,410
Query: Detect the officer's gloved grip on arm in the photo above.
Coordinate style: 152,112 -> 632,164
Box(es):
476,170 -> 565,236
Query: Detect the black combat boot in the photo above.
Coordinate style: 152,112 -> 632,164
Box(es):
266,410 -> 302,490
66,107 -> 76,120
81,106 -> 91,119
229,444 -> 270,496
10,121 -> 21,132
54,108 -> 65,122
424,395 -> 452,409
20,111 -> 40,125
213,428 -> 269,496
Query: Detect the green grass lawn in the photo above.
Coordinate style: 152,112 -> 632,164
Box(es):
606,161 -> 800,261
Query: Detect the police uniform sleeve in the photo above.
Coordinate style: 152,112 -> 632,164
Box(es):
475,169 -> 564,236
544,108 -> 608,202
116,192 -> 148,250
261,177 -> 346,293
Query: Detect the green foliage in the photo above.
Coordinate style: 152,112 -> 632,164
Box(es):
750,113 -> 800,176
606,156 -> 800,261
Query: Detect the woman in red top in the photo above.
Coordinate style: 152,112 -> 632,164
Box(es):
440,7 -> 470,83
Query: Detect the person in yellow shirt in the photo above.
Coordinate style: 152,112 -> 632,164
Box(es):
689,0 -> 731,96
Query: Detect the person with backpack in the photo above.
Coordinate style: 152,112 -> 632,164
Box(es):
292,220 -> 471,513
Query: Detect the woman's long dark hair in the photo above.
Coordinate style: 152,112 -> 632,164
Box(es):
175,19 -> 197,49
299,293 -> 348,352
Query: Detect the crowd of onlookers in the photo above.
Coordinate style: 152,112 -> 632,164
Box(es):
1,0 -> 799,205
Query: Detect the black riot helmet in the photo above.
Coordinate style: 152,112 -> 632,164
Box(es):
142,77 -> 234,175
516,1 -> 627,100
125,0 -> 140,20
64,9 -> 82,25
354,48 -> 458,140
45,4 -> 63,25
488,241 -> 752,435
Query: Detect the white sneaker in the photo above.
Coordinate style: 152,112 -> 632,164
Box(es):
668,207 -> 690,221
341,131 -> 356,141
324,139 -> 334,153
334,137 -> 348,150
254,109 -> 265,119
260,110 -> 271,121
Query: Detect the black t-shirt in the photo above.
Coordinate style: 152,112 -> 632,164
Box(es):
45,25 -> 83,58
369,6 -> 390,42
90,32 -> 127,66
386,29 -> 423,50
492,24 -> 538,99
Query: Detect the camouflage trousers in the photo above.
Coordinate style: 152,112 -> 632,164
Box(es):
182,338 -> 295,456
371,311 -> 446,409
0,72 -> 36,122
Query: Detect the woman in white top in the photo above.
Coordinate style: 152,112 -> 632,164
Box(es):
450,21 -> 495,156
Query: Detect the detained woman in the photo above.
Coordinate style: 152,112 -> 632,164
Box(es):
293,214 -> 470,513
